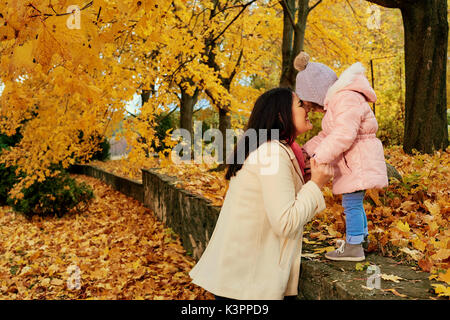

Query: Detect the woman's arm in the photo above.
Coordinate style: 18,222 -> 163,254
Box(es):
254,143 -> 327,239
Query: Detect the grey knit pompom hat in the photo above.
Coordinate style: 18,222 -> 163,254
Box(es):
294,52 -> 338,107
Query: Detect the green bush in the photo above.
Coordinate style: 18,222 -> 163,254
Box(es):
75,130 -> 111,162
1,128 -> 94,217
152,112 -> 177,154
91,136 -> 111,161
0,130 -> 24,205
6,169 -> 94,218
0,164 -> 22,205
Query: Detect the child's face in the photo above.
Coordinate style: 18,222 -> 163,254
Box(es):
302,101 -> 325,114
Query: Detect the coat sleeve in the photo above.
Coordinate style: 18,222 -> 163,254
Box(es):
313,92 -> 364,164
254,143 -> 326,239
303,130 -> 327,157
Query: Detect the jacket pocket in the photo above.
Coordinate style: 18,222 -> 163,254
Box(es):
339,153 -> 352,175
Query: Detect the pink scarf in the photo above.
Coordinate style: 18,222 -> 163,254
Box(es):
289,141 -> 306,177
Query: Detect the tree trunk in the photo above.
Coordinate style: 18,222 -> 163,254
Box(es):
179,87 -> 199,139
141,90 -> 151,106
279,0 -> 313,88
366,0 -> 448,154
219,105 -> 232,163
400,1 -> 448,154
280,0 -> 295,88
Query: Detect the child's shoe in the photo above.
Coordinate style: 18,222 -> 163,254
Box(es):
324,240 -> 365,261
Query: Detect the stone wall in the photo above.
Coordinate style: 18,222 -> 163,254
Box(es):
69,165 -> 220,260
142,168 -> 220,260
69,165 -> 143,203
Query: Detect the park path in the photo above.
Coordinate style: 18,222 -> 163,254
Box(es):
0,174 -> 213,300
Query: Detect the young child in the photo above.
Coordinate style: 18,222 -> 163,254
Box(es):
294,52 -> 388,261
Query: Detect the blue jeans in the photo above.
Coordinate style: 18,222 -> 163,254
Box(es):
342,190 -> 368,245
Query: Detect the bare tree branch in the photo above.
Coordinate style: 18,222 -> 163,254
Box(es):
228,48 -> 244,84
208,0 -> 257,45
158,106 -> 178,122
29,1 -> 93,18
279,0 -> 296,29
308,0 -> 322,13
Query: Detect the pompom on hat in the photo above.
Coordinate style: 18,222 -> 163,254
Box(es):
294,52 -> 338,107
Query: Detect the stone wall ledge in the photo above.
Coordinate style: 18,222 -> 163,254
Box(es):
69,164 -> 440,300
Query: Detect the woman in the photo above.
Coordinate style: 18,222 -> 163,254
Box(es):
189,87 -> 333,300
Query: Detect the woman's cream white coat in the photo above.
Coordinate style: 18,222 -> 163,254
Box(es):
189,140 -> 326,300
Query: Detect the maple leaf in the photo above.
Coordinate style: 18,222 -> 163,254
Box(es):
399,247 -> 423,261
396,221 -> 410,233
431,284 -> 450,297
424,200 -> 441,216
380,274 -> 404,283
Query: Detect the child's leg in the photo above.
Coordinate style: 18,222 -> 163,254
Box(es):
324,190 -> 367,261
363,197 -> 368,238
342,190 -> 366,245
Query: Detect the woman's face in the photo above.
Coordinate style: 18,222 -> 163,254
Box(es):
291,93 -> 313,136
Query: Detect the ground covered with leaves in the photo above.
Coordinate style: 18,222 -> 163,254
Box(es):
0,175 -> 213,300
89,146 -> 450,298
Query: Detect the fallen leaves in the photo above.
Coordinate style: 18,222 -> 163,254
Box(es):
399,247 -> 423,261
0,175 -> 213,300
86,145 -> 450,299
382,288 -> 407,298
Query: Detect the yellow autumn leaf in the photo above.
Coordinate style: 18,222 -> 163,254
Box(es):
411,238 -> 426,252
399,247 -> 422,261
399,200 -> 416,211
396,220 -> 410,233
424,200 -> 440,216
313,246 -> 335,254
355,262 -> 370,271
381,273 -> 404,283
382,288 -> 408,298
366,189 -> 382,206
301,253 -> 319,259
11,41 -> 35,70
302,238 -> 319,245
431,249 -> 450,261
432,284 -> 450,297
50,278 -> 64,286
428,221 -> 439,233
438,269 -> 450,285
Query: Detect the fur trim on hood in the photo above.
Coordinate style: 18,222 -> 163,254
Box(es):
324,62 -> 376,109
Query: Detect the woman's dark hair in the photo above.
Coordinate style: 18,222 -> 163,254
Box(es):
225,87 -> 296,180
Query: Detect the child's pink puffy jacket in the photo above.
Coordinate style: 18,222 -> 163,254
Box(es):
303,62 -> 388,195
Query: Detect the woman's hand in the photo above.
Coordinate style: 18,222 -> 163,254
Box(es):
310,158 -> 333,189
